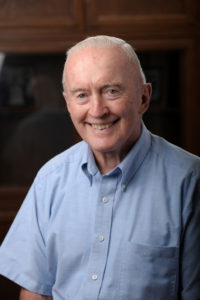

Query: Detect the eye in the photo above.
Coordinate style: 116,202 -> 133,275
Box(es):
74,92 -> 89,104
104,87 -> 120,99
77,93 -> 86,98
108,89 -> 118,94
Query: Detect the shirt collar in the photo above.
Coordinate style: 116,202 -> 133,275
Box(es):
81,122 -> 152,187
81,143 -> 99,184
118,122 -> 151,190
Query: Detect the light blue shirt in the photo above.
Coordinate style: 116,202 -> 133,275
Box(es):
0,123 -> 200,300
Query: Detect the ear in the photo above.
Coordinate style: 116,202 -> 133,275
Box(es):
139,83 -> 152,115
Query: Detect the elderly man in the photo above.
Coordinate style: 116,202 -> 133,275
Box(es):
0,36 -> 200,300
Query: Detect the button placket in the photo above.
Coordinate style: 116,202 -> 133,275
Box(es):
82,175 -> 118,299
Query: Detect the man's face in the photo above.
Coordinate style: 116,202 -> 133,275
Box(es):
63,46 -> 151,158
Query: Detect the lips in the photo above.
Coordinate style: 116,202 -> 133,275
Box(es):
90,119 -> 119,130
92,123 -> 113,130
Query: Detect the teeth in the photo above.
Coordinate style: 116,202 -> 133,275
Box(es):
92,123 -> 113,130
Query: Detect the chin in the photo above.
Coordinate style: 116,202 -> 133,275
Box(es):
90,142 -> 120,154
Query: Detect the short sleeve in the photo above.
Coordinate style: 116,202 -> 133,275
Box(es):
0,179 -> 53,296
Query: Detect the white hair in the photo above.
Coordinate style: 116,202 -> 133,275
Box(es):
62,35 -> 146,89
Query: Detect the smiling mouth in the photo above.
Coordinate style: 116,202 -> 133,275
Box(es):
90,120 -> 119,130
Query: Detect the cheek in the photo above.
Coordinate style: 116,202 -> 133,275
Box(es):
120,104 -> 141,129
115,100 -> 136,119
110,99 -> 128,115
67,104 -> 86,122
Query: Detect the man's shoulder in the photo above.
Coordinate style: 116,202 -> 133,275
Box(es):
151,133 -> 200,174
35,140 -> 87,180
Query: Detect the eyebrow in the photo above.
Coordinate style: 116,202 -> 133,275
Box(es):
102,83 -> 122,89
70,88 -> 88,94
70,83 -> 123,94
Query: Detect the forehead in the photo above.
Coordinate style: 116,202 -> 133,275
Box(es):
67,45 -> 128,64
65,46 -> 134,83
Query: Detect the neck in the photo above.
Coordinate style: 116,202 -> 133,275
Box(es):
93,141 -> 136,175
93,151 -> 121,175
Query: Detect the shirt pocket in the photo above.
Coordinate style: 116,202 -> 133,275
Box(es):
119,242 -> 178,300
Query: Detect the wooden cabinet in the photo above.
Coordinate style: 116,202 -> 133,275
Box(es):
85,0 -> 199,37
0,0 -> 81,26
0,0 -> 199,51
0,187 -> 26,299
0,0 -> 85,52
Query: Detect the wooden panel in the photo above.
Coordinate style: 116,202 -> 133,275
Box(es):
0,0 -> 84,52
0,189 -> 27,298
197,1 -> 200,24
90,0 -> 185,15
0,275 -> 20,300
0,187 -> 27,208
0,188 -> 23,300
0,187 -> 27,240
0,0 -> 82,28
126,38 -> 200,156
0,187 -> 21,298
85,0 -> 198,37
183,38 -> 200,155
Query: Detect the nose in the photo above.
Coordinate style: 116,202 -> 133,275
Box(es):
88,95 -> 109,118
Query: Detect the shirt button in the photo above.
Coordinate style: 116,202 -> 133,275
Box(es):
98,235 -> 104,242
92,274 -> 98,280
122,184 -> 126,190
102,197 -> 108,203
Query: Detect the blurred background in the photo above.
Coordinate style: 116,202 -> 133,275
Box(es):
0,0 -> 199,298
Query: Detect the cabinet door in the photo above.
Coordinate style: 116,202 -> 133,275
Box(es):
0,0 -> 84,51
0,0 -> 82,28
85,0 -> 197,36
